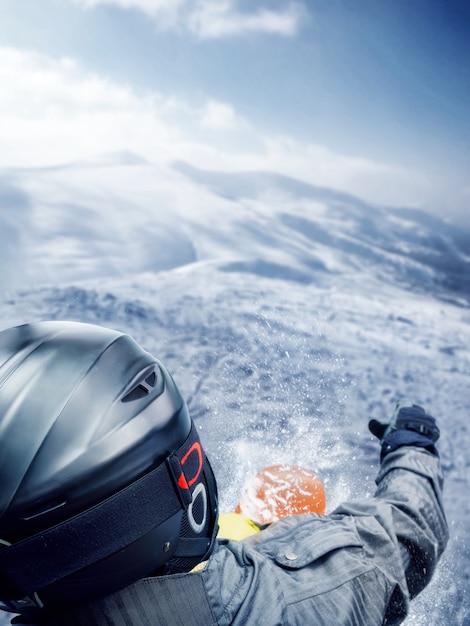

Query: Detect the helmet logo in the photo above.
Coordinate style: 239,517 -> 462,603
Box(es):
177,442 -> 203,490
187,482 -> 207,534
176,441 -> 207,534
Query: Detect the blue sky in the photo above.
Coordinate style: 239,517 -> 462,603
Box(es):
0,0 -> 469,221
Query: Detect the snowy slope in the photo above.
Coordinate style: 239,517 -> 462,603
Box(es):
0,159 -> 469,624
1,155 -> 469,302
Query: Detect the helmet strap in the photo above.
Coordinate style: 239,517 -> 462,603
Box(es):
0,451 -> 190,601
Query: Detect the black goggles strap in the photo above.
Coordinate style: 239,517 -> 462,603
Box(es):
0,428 -> 202,599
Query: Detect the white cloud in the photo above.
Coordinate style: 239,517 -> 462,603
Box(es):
73,0 -> 183,12
187,1 -> 306,39
72,0 -> 185,29
76,0 -> 163,7
70,0 -> 307,38
200,99 -> 247,130
0,46 -> 444,212
0,47 -> 181,167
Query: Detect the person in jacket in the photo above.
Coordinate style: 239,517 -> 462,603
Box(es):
0,321 -> 448,626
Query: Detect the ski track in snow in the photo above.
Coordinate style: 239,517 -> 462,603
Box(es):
0,160 -> 469,624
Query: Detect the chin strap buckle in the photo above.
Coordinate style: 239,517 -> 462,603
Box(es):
0,591 -> 44,614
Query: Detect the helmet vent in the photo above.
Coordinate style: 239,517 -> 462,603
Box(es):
121,370 -> 158,403
22,499 -> 66,521
122,384 -> 149,403
145,372 -> 156,387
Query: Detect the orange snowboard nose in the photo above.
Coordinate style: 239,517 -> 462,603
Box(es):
235,464 -> 326,525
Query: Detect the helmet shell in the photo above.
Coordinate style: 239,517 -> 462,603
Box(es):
0,321 -> 217,615
0,321 -> 190,541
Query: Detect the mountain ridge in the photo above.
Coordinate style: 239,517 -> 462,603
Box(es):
173,161 -> 470,303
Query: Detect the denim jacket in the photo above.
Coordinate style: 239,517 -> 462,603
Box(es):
17,447 -> 448,626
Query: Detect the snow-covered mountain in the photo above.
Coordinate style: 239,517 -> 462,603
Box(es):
1,155 -> 470,302
175,161 -> 470,301
0,158 -> 469,624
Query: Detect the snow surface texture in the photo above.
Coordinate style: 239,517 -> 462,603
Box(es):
0,158 -> 469,624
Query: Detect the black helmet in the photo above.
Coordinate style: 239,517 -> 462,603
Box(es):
0,321 -> 218,617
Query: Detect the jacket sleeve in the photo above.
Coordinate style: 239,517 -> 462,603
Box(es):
332,446 -> 448,621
